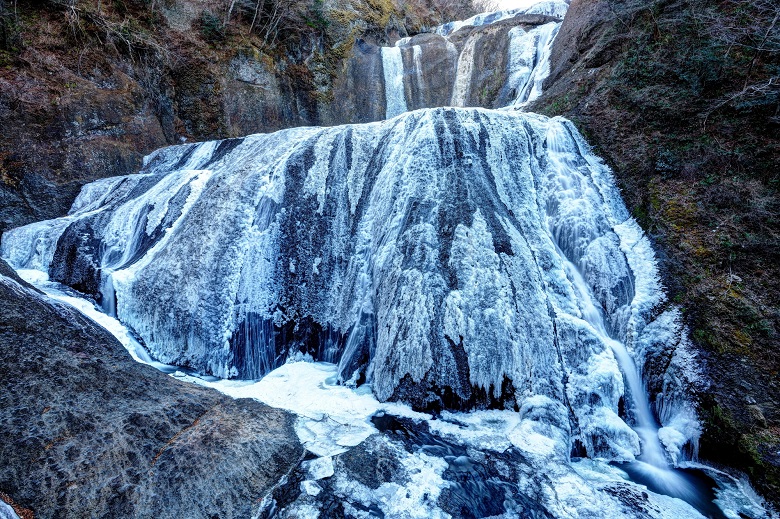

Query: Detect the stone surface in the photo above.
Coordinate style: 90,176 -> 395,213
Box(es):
0,259 -> 303,518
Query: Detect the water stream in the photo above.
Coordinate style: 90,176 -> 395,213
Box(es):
381,46 -> 407,118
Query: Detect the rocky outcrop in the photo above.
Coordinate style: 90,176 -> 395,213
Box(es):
534,0 -> 780,506
321,12 -> 560,123
0,259 -> 303,518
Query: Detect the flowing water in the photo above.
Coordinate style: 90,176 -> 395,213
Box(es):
381,46 -> 408,119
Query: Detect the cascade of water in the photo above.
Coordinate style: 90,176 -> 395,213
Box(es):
507,21 -> 561,106
434,1 -> 569,37
542,121 -> 704,506
412,45 -> 424,104
450,34 -> 478,107
381,46 -> 408,119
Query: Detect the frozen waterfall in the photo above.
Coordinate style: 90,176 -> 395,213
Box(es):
1,108 -> 702,475
435,0 -> 570,37
2,0 -> 763,514
381,46 -> 408,119
507,21 -> 560,105
376,2 -> 566,118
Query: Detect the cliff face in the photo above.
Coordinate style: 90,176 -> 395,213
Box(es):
2,0 -> 779,510
534,0 -> 780,504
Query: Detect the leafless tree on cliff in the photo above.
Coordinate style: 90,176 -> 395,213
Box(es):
249,0 -> 291,48
698,0 -> 780,129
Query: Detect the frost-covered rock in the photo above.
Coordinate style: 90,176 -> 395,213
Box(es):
387,16 -> 562,111
0,500 -> 20,519
434,1 -> 569,37
1,107 -> 698,465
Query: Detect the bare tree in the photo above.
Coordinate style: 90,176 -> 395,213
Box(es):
696,0 -> 780,128
250,0 -> 289,47
704,0 -> 779,85
224,0 -> 237,28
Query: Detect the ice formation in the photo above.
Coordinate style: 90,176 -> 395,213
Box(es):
1,0 -> 767,514
381,46 -> 408,119
2,107 -> 703,471
506,22 -> 560,105
377,1 -> 566,115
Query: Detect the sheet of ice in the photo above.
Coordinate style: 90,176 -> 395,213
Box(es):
175,362 -> 425,457
15,269 -> 175,371
507,21 -> 561,106
335,447 -> 451,519
688,464 -> 770,519
303,456 -> 334,480
0,500 -> 20,519
300,481 -> 322,497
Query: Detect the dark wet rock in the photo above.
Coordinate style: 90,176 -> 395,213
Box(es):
0,259 -> 303,518
324,39 -> 387,125
369,413 -> 556,518
337,435 -> 405,490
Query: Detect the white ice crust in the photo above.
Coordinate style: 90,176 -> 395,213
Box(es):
2,108 -> 706,469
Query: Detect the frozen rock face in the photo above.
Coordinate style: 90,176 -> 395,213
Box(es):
397,14 -> 563,110
435,1 -> 570,37
1,108 -> 698,463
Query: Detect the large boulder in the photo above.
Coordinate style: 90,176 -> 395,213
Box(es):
0,260 -> 303,518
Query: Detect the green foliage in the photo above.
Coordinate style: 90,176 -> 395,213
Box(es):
544,93 -> 571,115
693,328 -> 719,351
303,0 -> 328,31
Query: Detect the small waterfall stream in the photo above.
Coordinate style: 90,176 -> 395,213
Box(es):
562,256 -> 710,506
379,5 -> 564,115
381,46 -> 407,118
543,121 -> 733,518
507,22 -> 560,106
451,35 -> 479,107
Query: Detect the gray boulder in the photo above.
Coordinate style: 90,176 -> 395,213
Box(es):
0,260 -> 303,518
